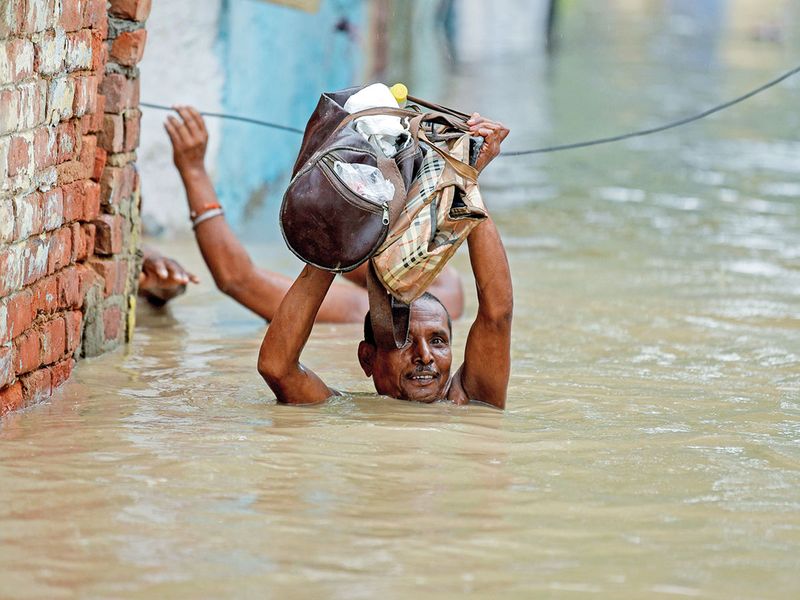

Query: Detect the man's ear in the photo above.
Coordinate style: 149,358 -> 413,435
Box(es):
357,341 -> 375,377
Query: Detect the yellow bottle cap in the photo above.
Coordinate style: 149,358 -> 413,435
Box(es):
390,83 -> 408,105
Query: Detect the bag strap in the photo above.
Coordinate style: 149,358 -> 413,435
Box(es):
417,126 -> 479,182
421,112 -> 471,132
331,106 -> 471,140
367,261 -> 410,349
330,106 -> 421,138
406,113 -> 476,181
399,112 -> 478,182
407,95 -> 472,121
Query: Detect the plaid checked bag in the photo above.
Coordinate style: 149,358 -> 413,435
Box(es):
372,124 -> 487,304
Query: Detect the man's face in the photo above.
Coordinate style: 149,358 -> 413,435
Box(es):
359,298 -> 453,402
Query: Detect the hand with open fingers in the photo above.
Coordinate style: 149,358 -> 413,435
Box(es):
164,105 -> 209,175
466,112 -> 510,173
138,246 -> 199,306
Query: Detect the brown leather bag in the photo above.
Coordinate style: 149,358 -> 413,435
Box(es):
280,87 -> 423,272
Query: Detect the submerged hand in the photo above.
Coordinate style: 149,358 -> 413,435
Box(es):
165,105 -> 209,175
467,113 -> 510,173
138,247 -> 199,306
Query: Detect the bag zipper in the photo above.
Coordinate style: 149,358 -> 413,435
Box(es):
290,144 -> 377,183
319,155 -> 390,220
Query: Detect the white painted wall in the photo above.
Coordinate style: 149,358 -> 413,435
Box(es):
138,0 -> 224,235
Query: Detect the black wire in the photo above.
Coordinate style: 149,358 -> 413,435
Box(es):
501,63 -> 800,156
140,102 -> 305,135
140,63 -> 800,156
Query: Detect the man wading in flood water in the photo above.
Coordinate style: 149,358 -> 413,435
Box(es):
258,116 -> 513,409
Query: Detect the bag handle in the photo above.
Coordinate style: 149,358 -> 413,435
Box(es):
330,106 -> 471,140
419,112 -> 471,133
367,261 -> 409,349
330,106 -> 422,138
319,105 -> 477,200
322,107 -> 477,183
407,95 -> 472,121
417,126 -> 479,182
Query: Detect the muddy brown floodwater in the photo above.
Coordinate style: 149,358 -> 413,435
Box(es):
2,4 -> 800,599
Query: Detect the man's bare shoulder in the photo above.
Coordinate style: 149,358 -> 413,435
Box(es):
444,366 -> 506,409
445,366 -> 470,406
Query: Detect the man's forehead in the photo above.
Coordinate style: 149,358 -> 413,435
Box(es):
410,298 -> 450,331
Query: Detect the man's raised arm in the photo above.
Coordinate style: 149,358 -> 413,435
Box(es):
452,115 -> 513,409
165,106 -> 269,311
258,265 -> 337,405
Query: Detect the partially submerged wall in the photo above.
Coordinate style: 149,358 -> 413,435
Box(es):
0,0 -> 149,416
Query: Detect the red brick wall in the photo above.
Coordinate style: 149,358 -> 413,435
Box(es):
0,0 -> 150,416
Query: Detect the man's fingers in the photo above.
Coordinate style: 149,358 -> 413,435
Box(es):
498,126 -> 510,142
164,258 -> 198,285
467,113 -> 511,148
475,124 -> 501,137
467,117 -> 510,172
166,260 -> 191,284
165,263 -> 188,284
164,117 -> 182,147
166,115 -> 192,148
470,123 -> 496,136
471,121 -> 510,145
146,256 -> 169,279
167,115 -> 190,147
175,105 -> 200,141
169,108 -> 193,144
175,105 -> 201,140
186,106 -> 208,138
470,120 -> 501,132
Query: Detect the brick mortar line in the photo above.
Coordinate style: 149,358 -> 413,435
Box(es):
0,69 -> 102,86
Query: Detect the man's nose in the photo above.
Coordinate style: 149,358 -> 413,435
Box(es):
413,339 -> 434,364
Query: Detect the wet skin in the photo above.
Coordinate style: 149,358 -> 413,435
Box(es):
358,299 -> 453,402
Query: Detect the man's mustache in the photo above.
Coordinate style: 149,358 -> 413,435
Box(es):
412,365 -> 439,376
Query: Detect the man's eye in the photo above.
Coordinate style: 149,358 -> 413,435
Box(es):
432,337 -> 446,345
